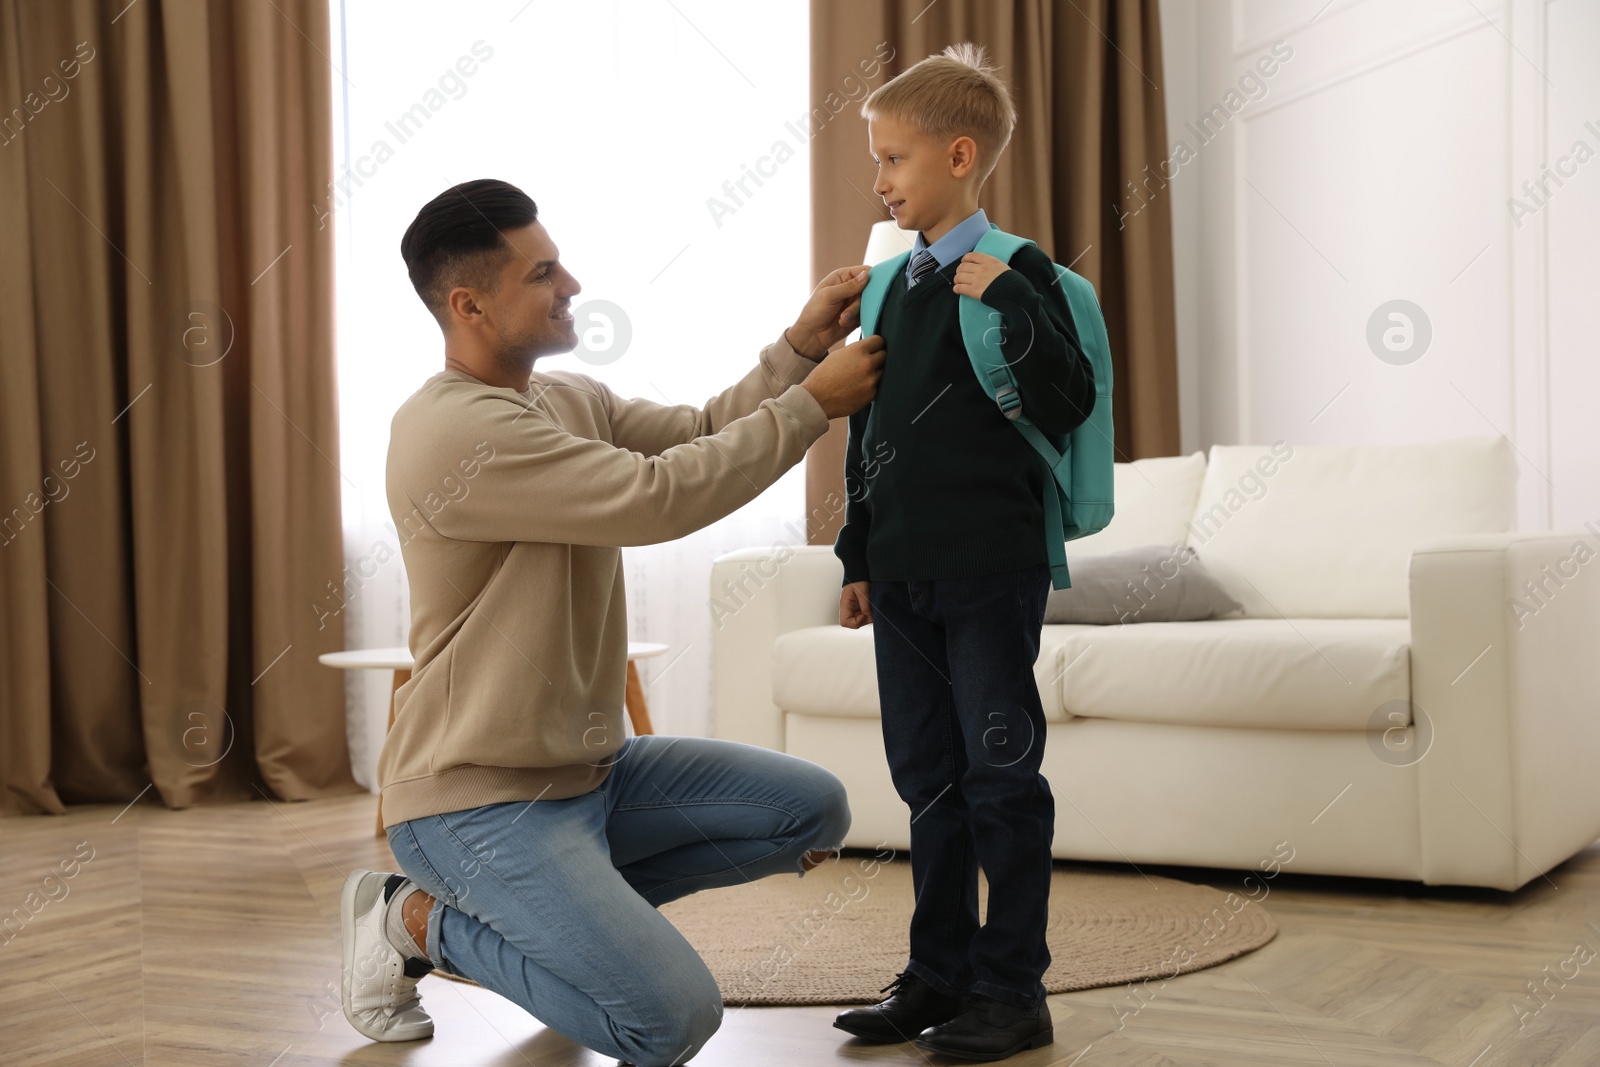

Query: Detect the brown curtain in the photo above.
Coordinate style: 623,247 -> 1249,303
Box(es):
806,0 -> 1181,543
0,0 -> 360,815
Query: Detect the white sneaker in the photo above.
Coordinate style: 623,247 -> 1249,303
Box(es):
340,869 -> 435,1042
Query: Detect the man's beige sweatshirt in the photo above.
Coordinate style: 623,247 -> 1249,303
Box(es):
378,333 -> 831,828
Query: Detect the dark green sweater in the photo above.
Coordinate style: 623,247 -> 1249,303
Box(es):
833,244 -> 1095,584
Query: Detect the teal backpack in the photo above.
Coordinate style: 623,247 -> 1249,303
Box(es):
857,224 -> 1115,590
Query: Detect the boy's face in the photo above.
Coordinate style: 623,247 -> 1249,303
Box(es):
868,113 -> 970,236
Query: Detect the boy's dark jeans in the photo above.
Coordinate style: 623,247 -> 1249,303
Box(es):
869,561 -> 1055,1009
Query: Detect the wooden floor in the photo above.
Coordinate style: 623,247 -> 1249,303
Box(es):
2,792 -> 1597,1066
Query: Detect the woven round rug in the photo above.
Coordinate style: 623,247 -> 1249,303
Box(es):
655,854 -> 1278,1006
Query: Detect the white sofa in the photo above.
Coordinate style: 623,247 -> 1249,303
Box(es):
709,436 -> 1600,891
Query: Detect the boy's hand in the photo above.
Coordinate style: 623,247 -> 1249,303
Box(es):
839,581 -> 873,628
952,251 -> 1010,300
786,265 -> 871,360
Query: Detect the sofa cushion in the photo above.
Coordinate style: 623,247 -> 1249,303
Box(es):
1067,452 -> 1208,557
1185,436 -> 1515,618
1055,618 -> 1412,730
771,623 -> 1088,723
1044,544 -> 1243,624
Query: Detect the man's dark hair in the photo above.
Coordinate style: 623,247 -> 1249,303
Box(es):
400,179 -> 538,323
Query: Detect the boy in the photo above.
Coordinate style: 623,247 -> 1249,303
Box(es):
830,44 -> 1096,1062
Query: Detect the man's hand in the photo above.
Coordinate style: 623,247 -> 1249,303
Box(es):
786,265 -> 871,360
800,334 -> 885,420
839,581 -> 873,628
952,251 -> 1010,300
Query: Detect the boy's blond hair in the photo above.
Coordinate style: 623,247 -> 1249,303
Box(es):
861,42 -> 1018,183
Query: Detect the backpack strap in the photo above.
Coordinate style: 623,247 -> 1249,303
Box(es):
961,227 -> 1036,424
858,250 -> 911,339
1021,431 -> 1074,591
958,226 -> 1075,590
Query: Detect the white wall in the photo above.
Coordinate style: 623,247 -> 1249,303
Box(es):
1159,0 -> 1599,532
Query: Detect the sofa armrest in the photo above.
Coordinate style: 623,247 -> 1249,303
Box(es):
1410,530 -> 1600,889
710,544 -> 843,751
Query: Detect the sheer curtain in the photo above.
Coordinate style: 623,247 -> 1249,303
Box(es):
329,1 -> 811,788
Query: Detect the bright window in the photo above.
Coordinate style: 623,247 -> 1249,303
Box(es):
329,1 -> 812,784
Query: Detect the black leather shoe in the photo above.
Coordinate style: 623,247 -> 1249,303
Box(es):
914,994 -> 1053,1061
833,971 -> 965,1044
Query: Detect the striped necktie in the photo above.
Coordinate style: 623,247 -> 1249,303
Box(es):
908,250 -> 940,288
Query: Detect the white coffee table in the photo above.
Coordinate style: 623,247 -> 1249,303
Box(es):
320,641 -> 671,834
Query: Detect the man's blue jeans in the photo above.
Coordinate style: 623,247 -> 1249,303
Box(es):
869,561 -> 1055,1008
385,734 -> 850,1066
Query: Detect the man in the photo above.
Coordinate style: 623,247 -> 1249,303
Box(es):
336,178 -> 885,1067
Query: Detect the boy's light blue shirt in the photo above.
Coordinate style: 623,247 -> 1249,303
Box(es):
905,208 -> 990,285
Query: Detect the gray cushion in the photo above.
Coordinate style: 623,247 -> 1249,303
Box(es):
1045,544 -> 1243,625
